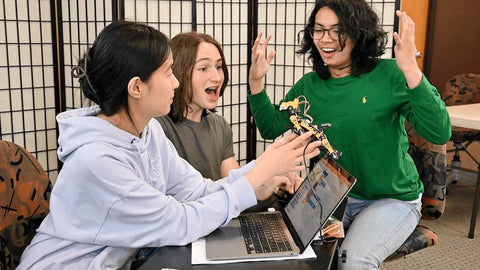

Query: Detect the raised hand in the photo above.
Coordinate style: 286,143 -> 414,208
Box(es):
393,10 -> 422,88
249,32 -> 276,94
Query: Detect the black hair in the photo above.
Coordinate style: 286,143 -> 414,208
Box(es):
76,21 -> 170,116
297,0 -> 388,80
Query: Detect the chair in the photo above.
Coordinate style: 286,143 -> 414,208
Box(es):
385,122 -> 447,261
0,140 -> 52,269
442,73 -> 480,184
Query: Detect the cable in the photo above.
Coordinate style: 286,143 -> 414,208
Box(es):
297,95 -> 314,123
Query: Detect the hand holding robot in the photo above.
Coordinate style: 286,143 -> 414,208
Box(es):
279,96 -> 342,160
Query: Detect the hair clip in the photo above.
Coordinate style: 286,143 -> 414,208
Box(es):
71,51 -> 96,93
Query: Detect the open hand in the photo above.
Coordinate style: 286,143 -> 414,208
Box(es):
249,32 -> 276,94
393,10 -> 422,88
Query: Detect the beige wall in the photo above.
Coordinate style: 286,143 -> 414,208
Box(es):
426,0 -> 480,89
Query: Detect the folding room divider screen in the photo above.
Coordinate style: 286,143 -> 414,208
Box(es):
0,0 -> 397,182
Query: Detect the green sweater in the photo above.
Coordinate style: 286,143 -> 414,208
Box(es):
248,59 -> 451,201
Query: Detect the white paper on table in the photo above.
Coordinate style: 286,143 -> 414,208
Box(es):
191,237 -> 317,265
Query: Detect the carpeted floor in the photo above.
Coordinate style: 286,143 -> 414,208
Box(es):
382,173 -> 480,270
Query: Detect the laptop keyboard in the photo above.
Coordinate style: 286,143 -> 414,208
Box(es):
239,213 -> 294,254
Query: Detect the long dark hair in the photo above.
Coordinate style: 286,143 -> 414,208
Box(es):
297,0 -> 388,80
168,32 -> 229,122
75,21 -> 170,116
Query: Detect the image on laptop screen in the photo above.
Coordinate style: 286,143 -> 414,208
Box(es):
283,157 -> 356,248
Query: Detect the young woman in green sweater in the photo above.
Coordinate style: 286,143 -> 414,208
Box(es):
247,0 -> 451,268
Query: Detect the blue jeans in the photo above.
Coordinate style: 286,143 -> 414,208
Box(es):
337,196 -> 422,270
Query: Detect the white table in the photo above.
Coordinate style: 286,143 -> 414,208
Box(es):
446,104 -> 480,238
446,104 -> 480,130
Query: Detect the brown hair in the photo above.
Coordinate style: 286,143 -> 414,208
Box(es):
168,32 -> 229,122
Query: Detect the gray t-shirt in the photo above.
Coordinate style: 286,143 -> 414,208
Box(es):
156,112 -> 235,180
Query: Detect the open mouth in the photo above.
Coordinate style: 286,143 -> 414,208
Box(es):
322,48 -> 336,53
205,86 -> 217,95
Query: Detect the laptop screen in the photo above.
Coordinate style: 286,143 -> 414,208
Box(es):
283,157 -> 356,249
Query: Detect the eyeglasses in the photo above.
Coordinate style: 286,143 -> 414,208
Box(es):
309,27 -> 341,41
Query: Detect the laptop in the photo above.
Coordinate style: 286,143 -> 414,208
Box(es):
206,156 -> 357,260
